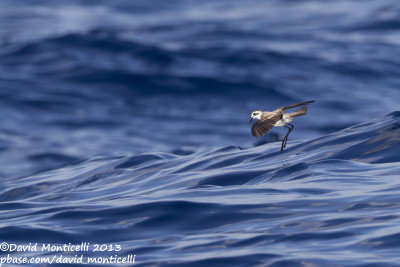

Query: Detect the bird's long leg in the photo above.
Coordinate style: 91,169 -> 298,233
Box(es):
281,124 -> 295,150
281,125 -> 291,151
280,139 -> 285,151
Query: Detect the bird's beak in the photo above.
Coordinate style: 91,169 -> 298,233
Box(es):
249,118 -> 253,123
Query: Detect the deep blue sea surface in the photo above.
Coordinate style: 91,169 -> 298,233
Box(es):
1,0 -> 400,266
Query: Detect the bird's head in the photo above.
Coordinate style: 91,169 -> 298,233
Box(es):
249,110 -> 262,123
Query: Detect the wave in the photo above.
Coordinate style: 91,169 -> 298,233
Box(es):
1,112 -> 400,265
0,29 -> 333,97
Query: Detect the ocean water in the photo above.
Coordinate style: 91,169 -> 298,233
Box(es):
1,0 -> 400,266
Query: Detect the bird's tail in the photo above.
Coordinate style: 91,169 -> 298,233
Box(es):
283,100 -> 315,110
286,106 -> 308,117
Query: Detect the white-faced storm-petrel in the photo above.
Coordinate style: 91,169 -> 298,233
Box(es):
249,100 -> 315,151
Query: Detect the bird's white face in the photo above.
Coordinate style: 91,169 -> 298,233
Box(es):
250,110 -> 262,122
251,110 -> 262,119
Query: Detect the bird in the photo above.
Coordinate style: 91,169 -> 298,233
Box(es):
249,100 -> 315,151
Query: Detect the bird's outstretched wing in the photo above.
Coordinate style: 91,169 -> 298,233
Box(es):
251,114 -> 282,137
282,100 -> 315,110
